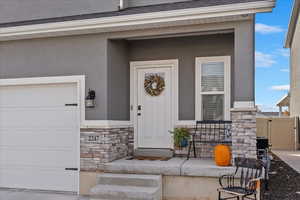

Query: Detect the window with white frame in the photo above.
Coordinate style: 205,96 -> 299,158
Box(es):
195,56 -> 231,120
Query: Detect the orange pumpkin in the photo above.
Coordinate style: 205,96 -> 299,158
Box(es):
214,145 -> 231,166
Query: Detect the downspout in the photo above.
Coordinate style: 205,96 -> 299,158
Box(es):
119,0 -> 128,10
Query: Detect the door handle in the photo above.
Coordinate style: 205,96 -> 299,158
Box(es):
137,113 -> 141,116
137,105 -> 142,110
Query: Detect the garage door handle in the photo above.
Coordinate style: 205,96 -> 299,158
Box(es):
65,104 -> 78,106
65,168 -> 78,171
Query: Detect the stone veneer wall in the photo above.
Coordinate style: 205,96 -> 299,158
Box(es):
80,127 -> 133,171
176,110 -> 257,159
231,109 -> 257,159
79,110 -> 257,170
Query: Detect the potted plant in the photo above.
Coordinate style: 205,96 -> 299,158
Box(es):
170,128 -> 191,148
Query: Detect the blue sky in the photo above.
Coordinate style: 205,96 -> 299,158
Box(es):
255,0 -> 293,111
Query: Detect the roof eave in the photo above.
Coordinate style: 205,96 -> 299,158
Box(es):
285,0 -> 300,48
0,0 -> 276,41
276,94 -> 290,107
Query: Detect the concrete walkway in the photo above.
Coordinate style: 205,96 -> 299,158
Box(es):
0,188 -> 88,200
273,150 -> 300,173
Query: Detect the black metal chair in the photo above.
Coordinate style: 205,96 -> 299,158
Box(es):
256,137 -> 271,191
218,157 -> 264,200
187,120 -> 232,159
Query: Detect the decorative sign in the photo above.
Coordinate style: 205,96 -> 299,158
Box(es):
144,73 -> 165,96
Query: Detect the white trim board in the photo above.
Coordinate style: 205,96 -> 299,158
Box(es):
234,101 -> 255,109
83,120 -> 133,128
130,59 -> 179,149
285,0 -> 300,48
175,120 -> 196,127
0,1 -> 275,41
195,56 -> 231,120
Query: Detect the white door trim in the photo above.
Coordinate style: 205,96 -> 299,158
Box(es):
0,75 -> 83,194
130,59 -> 179,149
195,56 -> 231,120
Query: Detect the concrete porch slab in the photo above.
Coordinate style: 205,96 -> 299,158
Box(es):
102,157 -> 184,176
181,159 -> 235,177
102,157 -> 235,178
273,150 -> 300,173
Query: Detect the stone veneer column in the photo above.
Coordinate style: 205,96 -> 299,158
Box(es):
231,109 -> 257,159
80,127 -> 134,171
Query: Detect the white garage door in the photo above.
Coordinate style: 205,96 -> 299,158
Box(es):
0,82 -> 79,192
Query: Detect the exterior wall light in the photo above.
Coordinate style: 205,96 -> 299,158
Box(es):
85,89 -> 96,108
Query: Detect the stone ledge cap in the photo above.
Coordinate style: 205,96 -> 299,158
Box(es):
231,107 -> 257,112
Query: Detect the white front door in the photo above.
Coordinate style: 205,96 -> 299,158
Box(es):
135,66 -> 173,149
0,82 -> 79,192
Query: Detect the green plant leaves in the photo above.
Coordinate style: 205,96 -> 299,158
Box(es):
170,128 -> 191,147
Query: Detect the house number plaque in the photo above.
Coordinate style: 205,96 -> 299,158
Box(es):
88,135 -> 99,142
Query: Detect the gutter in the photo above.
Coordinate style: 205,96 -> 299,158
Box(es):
285,0 -> 300,48
0,1 -> 275,41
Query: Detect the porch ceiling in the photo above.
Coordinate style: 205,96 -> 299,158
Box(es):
125,29 -> 234,41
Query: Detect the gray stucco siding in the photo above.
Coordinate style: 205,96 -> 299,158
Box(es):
0,20 -> 254,121
234,19 -> 255,102
0,35 -> 108,120
127,34 -> 234,120
107,40 -> 130,120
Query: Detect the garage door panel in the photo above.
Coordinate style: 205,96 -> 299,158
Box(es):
0,83 -> 77,107
0,160 -> 76,170
0,150 -> 77,169
0,148 -> 76,164
0,109 -> 78,128
0,168 -> 77,192
0,82 -> 79,192
0,129 -> 77,147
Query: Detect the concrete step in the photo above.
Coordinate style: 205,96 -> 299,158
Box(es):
90,173 -> 162,200
134,148 -> 173,158
90,185 -> 161,200
96,173 -> 161,187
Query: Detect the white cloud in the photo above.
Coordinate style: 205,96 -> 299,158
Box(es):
255,23 -> 284,34
276,48 -> 290,57
280,68 -> 289,72
255,51 -> 276,68
270,85 -> 290,91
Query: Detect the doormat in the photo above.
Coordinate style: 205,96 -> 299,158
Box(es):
126,156 -> 171,161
